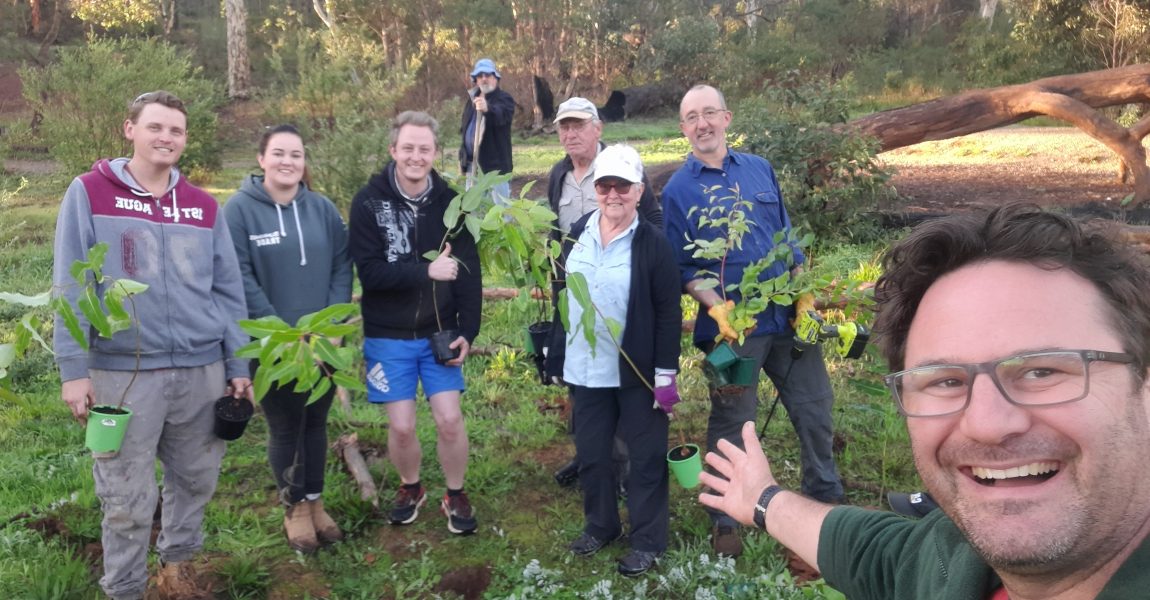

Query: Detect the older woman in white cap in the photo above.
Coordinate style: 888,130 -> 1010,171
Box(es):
545,144 -> 683,576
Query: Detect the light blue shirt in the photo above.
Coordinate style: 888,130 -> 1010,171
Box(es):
563,210 -> 638,388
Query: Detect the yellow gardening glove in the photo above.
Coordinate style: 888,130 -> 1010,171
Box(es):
791,293 -> 817,329
708,300 -> 740,344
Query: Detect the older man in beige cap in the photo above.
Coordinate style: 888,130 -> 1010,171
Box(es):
546,97 -> 662,235
546,97 -> 662,490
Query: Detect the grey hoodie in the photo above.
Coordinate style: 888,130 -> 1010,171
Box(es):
52,158 -> 250,381
224,175 -> 353,326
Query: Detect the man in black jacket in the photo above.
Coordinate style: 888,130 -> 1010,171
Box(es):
459,58 -> 515,205
350,111 -> 483,536
546,97 -> 662,239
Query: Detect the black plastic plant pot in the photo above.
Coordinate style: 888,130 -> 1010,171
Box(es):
525,321 -> 553,358
430,329 -> 462,365
214,395 -> 254,441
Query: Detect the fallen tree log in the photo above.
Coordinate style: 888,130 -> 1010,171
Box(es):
847,65 -> 1150,204
333,433 -> 378,508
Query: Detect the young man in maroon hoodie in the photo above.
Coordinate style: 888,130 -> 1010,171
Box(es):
53,91 -> 250,600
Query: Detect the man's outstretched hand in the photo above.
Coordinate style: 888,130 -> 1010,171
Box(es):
698,421 -> 777,526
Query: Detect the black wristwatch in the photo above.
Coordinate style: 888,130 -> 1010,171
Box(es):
753,485 -> 784,530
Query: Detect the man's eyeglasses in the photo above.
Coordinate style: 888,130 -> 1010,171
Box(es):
680,108 -> 727,126
594,180 -> 633,195
475,73 -> 497,79
885,349 -> 1137,418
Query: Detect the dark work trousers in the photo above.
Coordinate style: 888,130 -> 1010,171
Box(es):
700,334 -> 843,528
260,377 -> 336,505
570,384 -> 669,553
567,391 -> 631,485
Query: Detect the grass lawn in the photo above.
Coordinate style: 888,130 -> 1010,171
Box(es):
0,126 -> 918,598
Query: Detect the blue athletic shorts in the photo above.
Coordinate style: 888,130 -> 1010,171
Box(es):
363,337 -> 466,403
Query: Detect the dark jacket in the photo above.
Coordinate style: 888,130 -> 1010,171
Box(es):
545,211 -> 682,389
459,86 -> 515,175
545,142 -> 663,243
348,163 -> 482,342
224,174 -> 353,326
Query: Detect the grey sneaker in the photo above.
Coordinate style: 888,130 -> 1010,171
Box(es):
389,485 -> 427,525
441,491 -> 478,535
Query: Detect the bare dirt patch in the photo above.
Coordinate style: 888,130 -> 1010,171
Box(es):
878,126 -> 1149,220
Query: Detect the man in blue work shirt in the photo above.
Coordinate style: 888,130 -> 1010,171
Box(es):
661,84 -> 844,558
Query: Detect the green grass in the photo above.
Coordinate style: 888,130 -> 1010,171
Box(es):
0,133 -> 916,598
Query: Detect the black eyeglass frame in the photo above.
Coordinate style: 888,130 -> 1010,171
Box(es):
884,349 -> 1137,418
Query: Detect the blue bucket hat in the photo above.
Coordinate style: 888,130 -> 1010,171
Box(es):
470,58 -> 501,80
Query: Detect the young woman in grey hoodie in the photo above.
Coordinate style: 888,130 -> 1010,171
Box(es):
224,125 -> 353,553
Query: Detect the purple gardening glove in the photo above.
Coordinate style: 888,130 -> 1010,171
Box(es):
653,370 -> 680,416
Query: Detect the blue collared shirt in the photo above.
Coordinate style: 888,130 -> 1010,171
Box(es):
562,210 -> 638,387
662,150 -> 803,342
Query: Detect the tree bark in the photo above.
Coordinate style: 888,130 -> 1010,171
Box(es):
847,65 -> 1150,204
224,0 -> 252,99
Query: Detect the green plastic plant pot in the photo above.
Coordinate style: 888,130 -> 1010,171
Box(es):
703,359 -> 732,388
667,443 -> 703,489
705,342 -> 739,372
85,405 -> 133,458
729,357 -> 759,387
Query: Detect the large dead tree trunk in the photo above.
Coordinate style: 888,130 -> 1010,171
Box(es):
848,65 -> 1150,204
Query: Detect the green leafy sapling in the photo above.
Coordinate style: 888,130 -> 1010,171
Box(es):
0,242 -> 148,404
235,303 -> 365,404
684,184 -> 819,345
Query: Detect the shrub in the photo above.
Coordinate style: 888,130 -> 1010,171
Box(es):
19,38 -> 224,174
731,72 -> 894,245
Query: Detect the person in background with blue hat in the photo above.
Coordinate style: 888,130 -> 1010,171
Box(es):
459,58 -> 515,205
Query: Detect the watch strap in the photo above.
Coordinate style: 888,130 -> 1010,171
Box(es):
753,484 -> 784,530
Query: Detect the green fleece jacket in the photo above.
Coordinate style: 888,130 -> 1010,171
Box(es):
818,506 -> 1150,600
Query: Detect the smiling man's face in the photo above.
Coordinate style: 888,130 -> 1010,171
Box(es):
125,103 -> 187,170
904,260 -> 1150,574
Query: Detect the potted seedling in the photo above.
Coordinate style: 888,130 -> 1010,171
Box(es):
667,424 -> 703,488
477,182 -> 560,382
685,185 -> 818,394
0,242 -> 148,455
419,171 -> 510,363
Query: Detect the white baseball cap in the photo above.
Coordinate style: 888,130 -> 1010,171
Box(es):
592,144 -> 643,184
554,97 -> 598,123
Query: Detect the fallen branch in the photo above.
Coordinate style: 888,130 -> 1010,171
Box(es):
333,433 -> 378,508
483,287 -> 520,300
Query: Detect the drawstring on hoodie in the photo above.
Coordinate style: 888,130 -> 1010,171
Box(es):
274,200 -> 308,266
292,201 -> 307,266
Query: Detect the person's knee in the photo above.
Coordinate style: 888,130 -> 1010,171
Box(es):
434,412 -> 465,441
390,421 -> 418,444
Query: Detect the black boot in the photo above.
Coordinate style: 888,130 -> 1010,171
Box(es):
554,459 -> 580,488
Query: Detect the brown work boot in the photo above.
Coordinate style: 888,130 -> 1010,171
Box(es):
310,498 -> 344,544
712,524 -> 744,558
156,560 -> 206,599
284,501 -> 319,553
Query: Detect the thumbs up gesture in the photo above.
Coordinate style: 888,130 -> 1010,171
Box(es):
428,242 -> 459,281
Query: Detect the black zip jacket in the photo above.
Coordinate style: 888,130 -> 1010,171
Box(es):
459,87 -> 516,175
349,163 -> 482,342
545,211 -> 682,388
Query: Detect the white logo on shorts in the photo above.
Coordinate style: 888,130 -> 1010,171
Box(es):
367,362 -> 390,393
